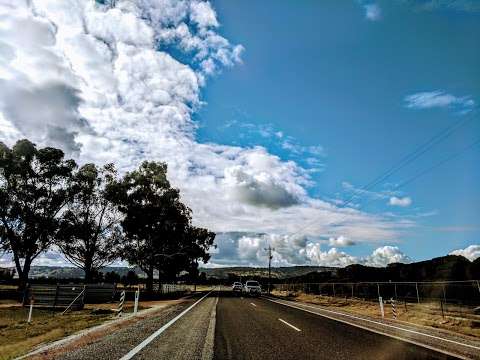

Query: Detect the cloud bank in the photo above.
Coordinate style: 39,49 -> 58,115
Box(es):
450,245 -> 480,261
0,0 -> 413,267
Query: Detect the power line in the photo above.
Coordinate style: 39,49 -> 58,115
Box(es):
287,114 -> 477,239
395,137 -> 480,190
339,114 -> 475,210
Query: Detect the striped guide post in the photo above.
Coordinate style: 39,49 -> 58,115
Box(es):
118,290 -> 125,317
391,298 -> 397,320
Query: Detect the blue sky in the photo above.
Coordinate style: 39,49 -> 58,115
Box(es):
0,0 -> 479,268
197,0 -> 480,261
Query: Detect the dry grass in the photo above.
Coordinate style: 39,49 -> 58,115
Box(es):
272,290 -> 480,339
0,301 -> 149,360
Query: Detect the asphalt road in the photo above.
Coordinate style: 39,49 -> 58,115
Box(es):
214,292 -> 455,360
53,290 -> 459,360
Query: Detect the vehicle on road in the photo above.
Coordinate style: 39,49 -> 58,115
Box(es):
232,282 -> 243,294
243,280 -> 261,297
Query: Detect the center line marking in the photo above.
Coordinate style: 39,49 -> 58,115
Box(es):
279,318 -> 301,332
250,302 -> 257,307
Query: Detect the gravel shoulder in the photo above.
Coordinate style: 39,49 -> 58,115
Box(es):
24,295 -> 202,360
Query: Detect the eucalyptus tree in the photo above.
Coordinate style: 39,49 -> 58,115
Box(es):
0,139 -> 76,288
108,161 -> 215,291
56,163 -> 122,282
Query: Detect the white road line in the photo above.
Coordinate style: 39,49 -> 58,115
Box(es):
250,302 -> 257,307
119,290 -> 213,360
266,298 -> 476,358
278,318 -> 301,332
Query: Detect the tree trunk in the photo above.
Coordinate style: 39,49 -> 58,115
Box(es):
18,258 -> 31,292
84,257 -> 93,283
84,266 -> 93,283
145,264 -> 154,293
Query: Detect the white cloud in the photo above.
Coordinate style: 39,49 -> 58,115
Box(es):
450,245 -> 480,261
389,196 -> 412,207
306,245 -> 358,267
364,3 -> 382,21
0,0 -> 413,268
328,236 -> 355,247
404,91 -> 475,113
365,246 -> 411,267
209,232 -> 411,268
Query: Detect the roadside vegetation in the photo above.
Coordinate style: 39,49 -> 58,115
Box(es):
0,139 -> 216,290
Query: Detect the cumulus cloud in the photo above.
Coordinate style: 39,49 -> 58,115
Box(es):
328,236 -> 355,247
450,245 -> 480,261
389,196 -> 412,207
404,91 -> 475,113
0,0 -> 413,267
365,246 -> 411,267
207,232 -> 410,268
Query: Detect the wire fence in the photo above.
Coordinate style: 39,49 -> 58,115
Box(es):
273,280 -> 480,307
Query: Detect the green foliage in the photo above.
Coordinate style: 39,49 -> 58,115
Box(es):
0,140 -> 215,289
0,139 -> 76,287
108,161 -> 215,290
56,163 -> 121,282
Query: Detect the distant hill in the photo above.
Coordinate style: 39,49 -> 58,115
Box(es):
283,255 -> 480,283
6,255 -> 478,282
198,266 -> 336,280
15,266 -> 146,279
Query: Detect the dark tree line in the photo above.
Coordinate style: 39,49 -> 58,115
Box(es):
0,139 -> 215,290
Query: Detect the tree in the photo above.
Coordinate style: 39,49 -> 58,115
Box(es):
108,161 -> 215,291
0,139 -> 76,289
56,163 -> 121,282
122,270 -> 139,286
104,270 -> 120,284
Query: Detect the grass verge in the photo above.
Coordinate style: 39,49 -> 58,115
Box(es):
0,302 -> 145,360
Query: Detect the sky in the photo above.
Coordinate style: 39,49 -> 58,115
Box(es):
0,0 -> 479,269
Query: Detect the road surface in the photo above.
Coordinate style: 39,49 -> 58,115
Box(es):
50,290 -> 469,360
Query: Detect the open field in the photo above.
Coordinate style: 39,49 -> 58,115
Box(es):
272,290 -> 480,339
0,301 -> 148,360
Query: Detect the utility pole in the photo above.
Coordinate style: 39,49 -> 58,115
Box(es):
264,245 -> 274,294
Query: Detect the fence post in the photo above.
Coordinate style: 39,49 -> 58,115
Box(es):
351,284 -> 354,298
377,283 -> 381,298
415,282 -> 420,303
53,284 -> 59,313
476,280 -> 480,295
332,283 -> 336,297
27,297 -> 34,323
134,287 -> 140,315
394,283 -> 397,300
440,299 -> 445,318
378,296 -> 384,319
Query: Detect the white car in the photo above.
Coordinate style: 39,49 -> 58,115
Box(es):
232,282 -> 243,293
243,280 -> 261,297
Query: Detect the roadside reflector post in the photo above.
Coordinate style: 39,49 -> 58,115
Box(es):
415,283 -> 420,304
391,298 -> 397,320
118,290 -> 125,317
379,296 -> 384,319
27,297 -> 34,324
134,287 -> 140,316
